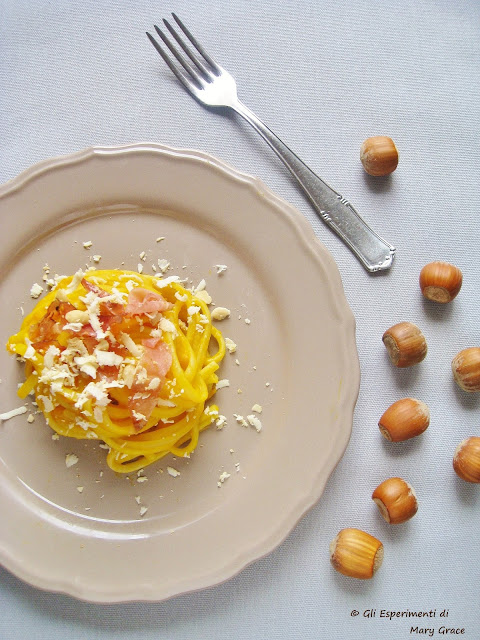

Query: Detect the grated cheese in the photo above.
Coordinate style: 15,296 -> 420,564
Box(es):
211,307 -> 230,321
65,453 -> 79,468
0,406 -> 28,421
30,283 -> 44,299
247,414 -> 262,432
167,466 -> 180,478
217,471 -> 231,487
215,264 -> 228,275
225,338 -> 237,354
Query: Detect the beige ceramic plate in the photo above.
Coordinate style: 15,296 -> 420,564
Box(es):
0,143 -> 359,602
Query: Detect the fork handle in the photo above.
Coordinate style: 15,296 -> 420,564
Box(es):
232,100 -> 395,272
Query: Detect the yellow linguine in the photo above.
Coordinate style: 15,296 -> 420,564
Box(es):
6,269 -> 225,473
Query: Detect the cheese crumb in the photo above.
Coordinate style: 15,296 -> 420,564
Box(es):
216,379 -> 230,390
225,338 -> 237,354
215,264 -> 228,275
30,283 -> 44,299
167,466 -> 180,477
215,415 -> 227,430
92,255 -> 102,263
82,241 -> 93,249
195,289 -> 212,304
217,471 -> 231,487
251,404 -> 263,414
154,275 -> 181,289
155,237 -> 165,243
77,486 -> 84,493
0,406 -> 28,421
194,279 -> 206,292
65,453 -> 79,468
211,307 -> 231,321
247,414 -> 262,432
187,305 -> 201,316
245,318 -> 251,325
233,414 -> 248,428
27,413 -> 35,423
157,259 -> 170,273
139,506 -> 148,517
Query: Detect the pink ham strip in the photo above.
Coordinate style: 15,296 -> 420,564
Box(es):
128,338 -> 173,426
125,287 -> 171,315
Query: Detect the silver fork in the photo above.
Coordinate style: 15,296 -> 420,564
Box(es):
147,14 -> 395,273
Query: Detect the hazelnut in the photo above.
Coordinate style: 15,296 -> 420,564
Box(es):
360,136 -> 399,176
372,477 -> 418,523
453,437 -> 480,483
329,528 -> 383,579
382,322 -> 427,367
378,397 -> 430,442
419,261 -> 463,303
451,347 -> 480,392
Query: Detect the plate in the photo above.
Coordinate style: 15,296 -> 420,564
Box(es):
0,143 -> 359,602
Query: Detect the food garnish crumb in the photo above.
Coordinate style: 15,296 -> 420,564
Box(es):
251,404 -> 263,413
217,471 -> 231,487
167,466 -> 180,478
30,283 -> 44,299
245,318 -> 251,325
77,486 -> 84,493
52,433 -> 60,441
0,406 -> 28,421
215,415 -> 227,429
211,307 -> 231,321
27,413 -> 35,423
139,506 -> 148,517
82,241 -> 93,249
233,414 -> 248,428
216,379 -> 230,390
247,414 -> 262,432
155,237 -> 165,243
157,259 -> 170,273
65,453 -> 79,468
92,255 -> 102,263
215,264 -> 228,275
195,289 -> 212,304
225,338 -> 237,353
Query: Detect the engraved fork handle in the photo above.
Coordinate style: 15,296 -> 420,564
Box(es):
232,99 -> 395,272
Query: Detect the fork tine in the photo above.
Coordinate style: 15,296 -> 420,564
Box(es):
171,13 -> 221,74
152,25 -> 204,88
146,31 -> 201,92
162,18 -> 213,80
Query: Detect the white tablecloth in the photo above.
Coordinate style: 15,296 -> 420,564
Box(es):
1,1 -> 479,638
